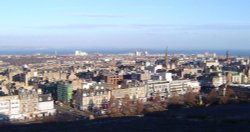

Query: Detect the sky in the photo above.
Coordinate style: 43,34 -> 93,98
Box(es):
0,0 -> 250,50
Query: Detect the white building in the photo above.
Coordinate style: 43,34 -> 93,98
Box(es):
187,81 -> 201,93
169,80 -> 200,96
0,95 -> 21,120
204,60 -> 220,68
146,80 -> 170,98
135,51 -> 142,56
146,65 -> 163,73
75,50 -> 88,56
0,90 -> 56,121
37,94 -> 56,116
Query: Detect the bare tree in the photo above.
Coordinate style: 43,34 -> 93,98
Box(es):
183,92 -> 198,106
168,95 -> 183,105
107,96 -> 121,117
236,92 -> 248,103
206,89 -> 219,104
135,99 -> 144,115
219,88 -> 235,104
121,94 -> 133,116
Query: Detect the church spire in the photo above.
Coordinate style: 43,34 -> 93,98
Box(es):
248,54 -> 250,65
165,47 -> 168,70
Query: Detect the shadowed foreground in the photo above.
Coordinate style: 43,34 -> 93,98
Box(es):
1,103 -> 250,132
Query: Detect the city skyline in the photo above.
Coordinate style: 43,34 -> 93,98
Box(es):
0,0 -> 250,50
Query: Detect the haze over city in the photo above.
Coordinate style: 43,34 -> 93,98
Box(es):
0,0 -> 250,50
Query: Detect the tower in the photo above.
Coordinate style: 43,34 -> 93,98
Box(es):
165,47 -> 168,70
112,57 -> 116,68
226,50 -> 229,63
248,54 -> 250,67
248,54 -> 250,77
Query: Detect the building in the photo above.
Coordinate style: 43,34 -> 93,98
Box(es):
146,80 -> 170,98
57,82 -> 73,103
18,89 -> 39,119
111,86 -> 147,102
0,95 -> 21,120
212,74 -> 226,87
0,89 -> 56,121
186,80 -> 201,93
37,94 -> 56,117
103,74 -> 123,85
203,59 -> 220,68
169,80 -> 195,96
145,65 -> 163,73
75,50 -> 88,56
43,70 -> 67,81
73,88 -> 111,111
131,72 -> 151,81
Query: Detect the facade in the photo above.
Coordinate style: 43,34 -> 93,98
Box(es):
203,60 -> 220,68
103,74 -> 123,85
212,75 -> 226,87
145,65 -> 162,73
0,88 -> 55,121
73,88 -> 111,110
111,86 -> 147,101
0,95 -> 21,120
57,82 -> 73,103
169,80 -> 190,96
146,80 -> 170,98
43,71 -> 67,81
131,72 -> 151,81
37,94 -> 56,116
18,89 -> 39,119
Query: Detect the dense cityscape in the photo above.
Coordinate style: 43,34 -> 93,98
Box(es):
0,49 -> 249,125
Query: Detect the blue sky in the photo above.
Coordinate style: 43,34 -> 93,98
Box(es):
0,0 -> 250,50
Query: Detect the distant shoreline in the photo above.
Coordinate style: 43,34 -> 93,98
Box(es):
0,49 -> 249,56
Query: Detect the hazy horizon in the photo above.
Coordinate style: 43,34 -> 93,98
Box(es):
0,47 -> 249,57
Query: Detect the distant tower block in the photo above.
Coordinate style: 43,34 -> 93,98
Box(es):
165,47 -> 169,70
55,50 -> 57,55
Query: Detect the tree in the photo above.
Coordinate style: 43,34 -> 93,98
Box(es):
219,96 -> 229,104
168,95 -> 183,105
183,92 -> 198,106
236,92 -> 248,103
107,96 -> 121,117
135,100 -> 144,115
226,88 -> 235,97
219,88 -> 235,104
121,94 -> 133,116
153,94 -> 161,106
206,89 -> 219,104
